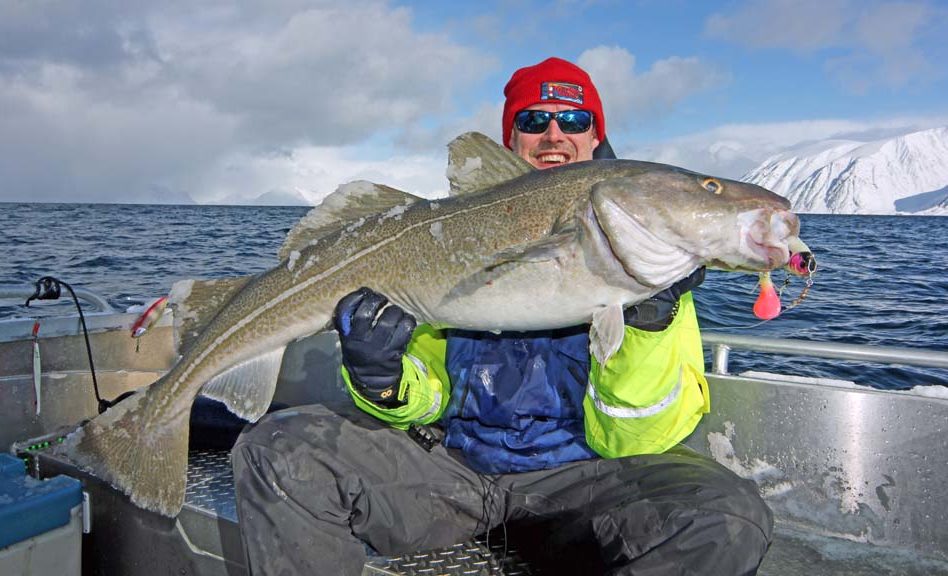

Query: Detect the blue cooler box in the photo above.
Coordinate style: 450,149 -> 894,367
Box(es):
0,453 -> 82,576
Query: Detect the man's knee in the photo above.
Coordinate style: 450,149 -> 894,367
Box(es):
687,476 -> 773,573
232,405 -> 351,504
596,451 -> 773,573
600,483 -> 771,575
232,403 -> 408,496
655,447 -> 773,537
233,403 -> 366,462
688,457 -> 774,542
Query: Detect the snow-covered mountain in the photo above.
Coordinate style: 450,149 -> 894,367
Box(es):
741,127 -> 948,215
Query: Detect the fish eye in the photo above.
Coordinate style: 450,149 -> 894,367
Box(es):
702,177 -> 723,194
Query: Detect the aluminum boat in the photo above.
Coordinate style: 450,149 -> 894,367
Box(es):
2,283 -> 947,575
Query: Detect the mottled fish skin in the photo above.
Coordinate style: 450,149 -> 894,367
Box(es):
53,135 -> 801,517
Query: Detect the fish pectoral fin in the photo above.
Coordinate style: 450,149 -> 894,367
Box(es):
199,346 -> 286,422
590,305 -> 625,365
169,276 -> 256,355
485,230 -> 577,269
447,132 -> 535,196
450,232 -> 576,300
279,181 -> 424,261
443,230 -> 576,303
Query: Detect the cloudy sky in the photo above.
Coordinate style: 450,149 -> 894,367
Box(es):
1,0 -> 946,205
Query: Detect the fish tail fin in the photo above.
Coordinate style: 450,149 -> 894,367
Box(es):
53,375 -> 191,517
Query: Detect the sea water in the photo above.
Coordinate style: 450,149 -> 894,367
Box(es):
1,203 -> 945,388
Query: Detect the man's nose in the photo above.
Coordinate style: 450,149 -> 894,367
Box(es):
541,118 -> 566,142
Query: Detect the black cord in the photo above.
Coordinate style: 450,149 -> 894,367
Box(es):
475,471 -> 509,567
26,276 -> 109,414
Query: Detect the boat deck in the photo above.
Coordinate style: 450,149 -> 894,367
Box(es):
178,448 -> 948,576
5,298 -> 947,575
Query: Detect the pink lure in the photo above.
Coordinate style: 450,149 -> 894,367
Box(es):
753,273 -> 782,320
131,296 -> 169,338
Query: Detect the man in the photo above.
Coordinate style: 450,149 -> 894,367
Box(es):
234,57 -> 773,575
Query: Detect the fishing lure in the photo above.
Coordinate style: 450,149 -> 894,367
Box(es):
131,296 -> 169,350
787,251 -> 817,276
753,272 -> 782,320
32,321 -> 42,415
753,242 -> 817,321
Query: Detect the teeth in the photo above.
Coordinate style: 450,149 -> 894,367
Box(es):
540,154 -> 567,164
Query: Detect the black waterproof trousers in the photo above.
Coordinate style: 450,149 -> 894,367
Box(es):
233,403 -> 773,575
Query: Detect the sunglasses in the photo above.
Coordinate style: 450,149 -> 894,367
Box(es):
514,109 -> 593,134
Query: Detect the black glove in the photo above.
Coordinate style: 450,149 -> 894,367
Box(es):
333,287 -> 416,408
624,267 -> 705,332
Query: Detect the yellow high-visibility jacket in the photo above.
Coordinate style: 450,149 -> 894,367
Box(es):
343,293 -> 709,458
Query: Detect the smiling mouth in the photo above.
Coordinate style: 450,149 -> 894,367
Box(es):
536,152 -> 570,165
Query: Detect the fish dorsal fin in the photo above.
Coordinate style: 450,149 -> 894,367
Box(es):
447,132 -> 535,196
168,275 -> 256,355
278,181 -> 424,261
200,346 -> 286,422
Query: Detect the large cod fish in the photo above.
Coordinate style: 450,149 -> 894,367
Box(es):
53,132 -> 809,517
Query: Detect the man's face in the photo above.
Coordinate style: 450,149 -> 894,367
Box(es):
509,103 -> 600,169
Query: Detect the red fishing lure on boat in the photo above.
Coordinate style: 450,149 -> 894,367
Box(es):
131,296 -> 169,339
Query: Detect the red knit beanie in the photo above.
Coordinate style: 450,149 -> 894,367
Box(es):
502,57 -> 606,149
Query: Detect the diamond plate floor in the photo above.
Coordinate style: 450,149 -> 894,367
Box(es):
183,449 -> 948,576
362,535 -> 538,576
185,448 -> 238,521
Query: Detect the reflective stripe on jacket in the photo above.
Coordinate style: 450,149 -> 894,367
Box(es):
584,293 -> 710,457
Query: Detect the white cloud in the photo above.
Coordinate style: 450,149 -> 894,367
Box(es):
0,1 -> 490,204
705,0 -> 945,90
625,115 -> 948,179
704,0 -> 850,51
845,2 -> 935,89
0,63 -> 236,204
152,2 -> 490,146
398,101 -> 503,153
195,145 -> 449,206
0,0 -> 156,71
577,46 -> 726,132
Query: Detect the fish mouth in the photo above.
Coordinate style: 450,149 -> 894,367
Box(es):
785,238 -> 817,276
736,208 -> 800,270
